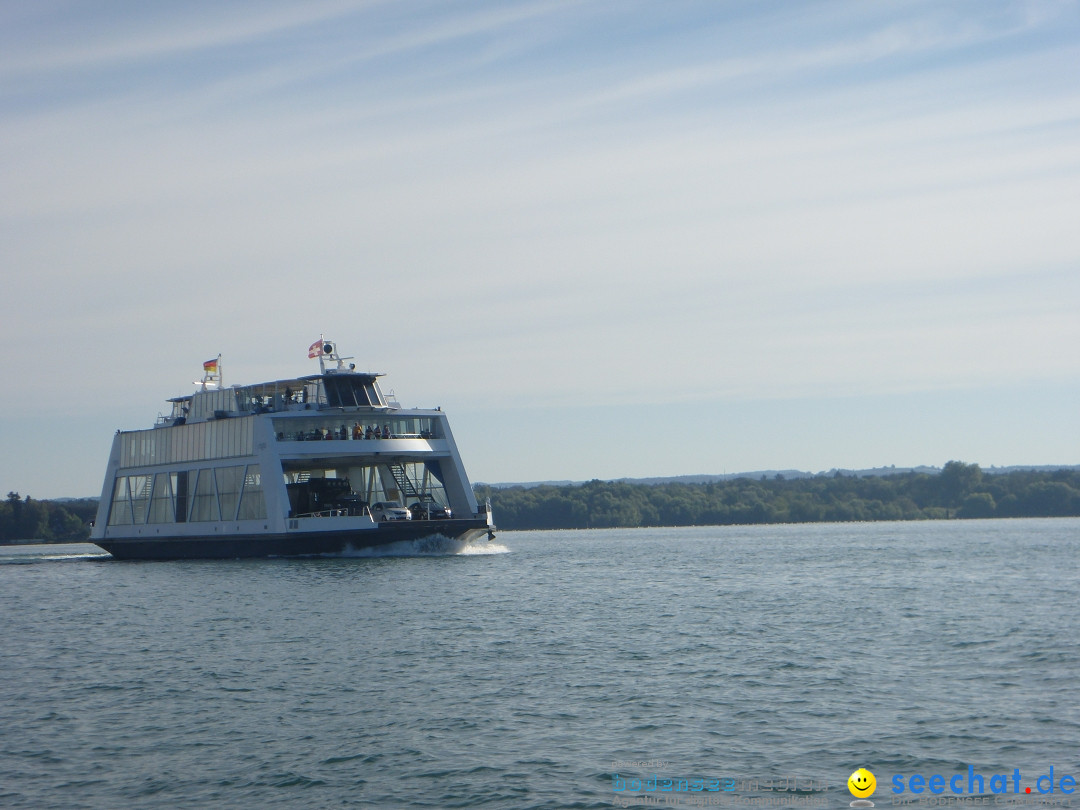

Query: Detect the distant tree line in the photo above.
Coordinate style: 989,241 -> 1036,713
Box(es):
0,493 -> 95,543
5,463 -> 1078,541
474,462 -> 1080,530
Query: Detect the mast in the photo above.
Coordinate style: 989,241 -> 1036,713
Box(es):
308,337 -> 355,374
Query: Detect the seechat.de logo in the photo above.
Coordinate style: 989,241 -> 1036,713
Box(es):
848,768 -> 877,807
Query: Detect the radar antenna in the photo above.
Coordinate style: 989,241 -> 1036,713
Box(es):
307,337 -> 355,374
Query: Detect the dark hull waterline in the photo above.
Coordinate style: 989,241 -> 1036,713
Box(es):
95,519 -> 494,560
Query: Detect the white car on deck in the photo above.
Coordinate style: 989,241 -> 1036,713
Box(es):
370,501 -> 411,521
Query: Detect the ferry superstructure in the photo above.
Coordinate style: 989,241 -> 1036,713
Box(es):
90,340 -> 495,559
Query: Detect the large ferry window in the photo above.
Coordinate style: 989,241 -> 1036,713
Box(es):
216,466 -> 245,521
147,473 -> 174,523
174,471 -> 188,523
107,477 -> 133,526
190,470 -> 221,522
129,475 -> 151,524
237,466 -> 266,520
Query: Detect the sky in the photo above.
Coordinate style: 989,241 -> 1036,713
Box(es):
1,0 -> 1078,498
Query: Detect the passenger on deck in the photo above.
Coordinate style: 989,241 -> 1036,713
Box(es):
352,422 -> 362,440
365,426 -> 374,439
382,425 -> 390,439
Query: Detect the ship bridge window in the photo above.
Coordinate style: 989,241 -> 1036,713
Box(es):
323,376 -> 378,408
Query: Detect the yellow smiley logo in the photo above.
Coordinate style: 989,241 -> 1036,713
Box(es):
848,768 -> 876,798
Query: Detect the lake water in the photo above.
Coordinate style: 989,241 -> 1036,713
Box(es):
1,519 -> 1078,809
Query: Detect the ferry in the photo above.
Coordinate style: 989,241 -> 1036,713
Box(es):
90,340 -> 495,559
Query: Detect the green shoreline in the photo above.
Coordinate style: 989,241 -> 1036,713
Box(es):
4,463 -> 1079,540
476,462 -> 1080,531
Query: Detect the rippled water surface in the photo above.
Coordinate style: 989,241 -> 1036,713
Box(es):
2,519 -> 1078,808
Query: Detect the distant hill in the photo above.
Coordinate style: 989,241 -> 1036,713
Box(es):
477,464 -> 1080,489
474,462 -> 1080,530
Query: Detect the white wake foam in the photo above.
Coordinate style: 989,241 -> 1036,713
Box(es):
41,552 -> 112,561
333,534 -> 510,558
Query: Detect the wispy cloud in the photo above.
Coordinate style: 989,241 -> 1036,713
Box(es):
0,1 -> 366,77
2,0 -> 1078,493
